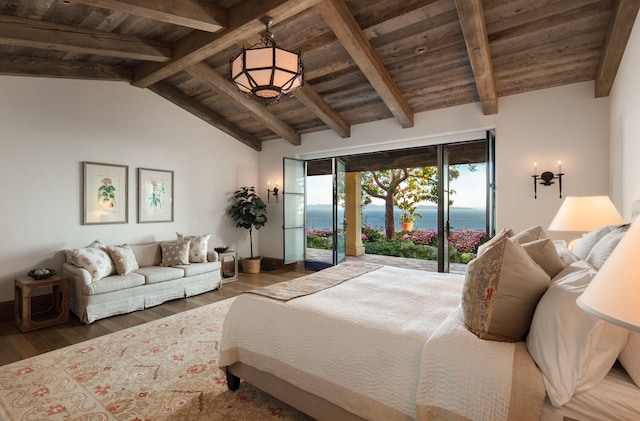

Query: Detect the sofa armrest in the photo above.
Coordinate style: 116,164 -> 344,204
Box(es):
207,250 -> 219,262
62,263 -> 92,286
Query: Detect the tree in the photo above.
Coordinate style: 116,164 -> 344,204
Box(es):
361,166 -> 460,240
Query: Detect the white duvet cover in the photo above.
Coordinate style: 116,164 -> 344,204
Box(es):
219,265 -> 545,420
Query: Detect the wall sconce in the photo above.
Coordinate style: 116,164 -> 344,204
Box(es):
267,182 -> 279,203
532,161 -> 564,199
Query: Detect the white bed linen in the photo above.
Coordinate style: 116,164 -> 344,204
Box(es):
220,266 -> 464,419
541,363 -> 640,420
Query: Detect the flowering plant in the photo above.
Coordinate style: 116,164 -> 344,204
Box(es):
97,177 -> 116,208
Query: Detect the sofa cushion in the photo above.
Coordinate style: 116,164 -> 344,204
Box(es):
175,261 -> 220,277
177,232 -> 211,263
130,242 -> 162,267
462,235 -> 550,342
83,272 -> 146,295
66,240 -> 115,281
160,241 -> 190,266
107,244 -> 139,275
135,266 -> 185,284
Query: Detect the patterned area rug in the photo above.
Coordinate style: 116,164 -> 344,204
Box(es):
0,298 -> 311,420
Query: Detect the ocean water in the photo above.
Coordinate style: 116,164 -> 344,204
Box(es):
307,204 -> 486,232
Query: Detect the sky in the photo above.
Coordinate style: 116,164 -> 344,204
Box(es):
306,164 -> 487,208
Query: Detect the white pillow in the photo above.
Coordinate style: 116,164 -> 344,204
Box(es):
526,264 -> 628,407
572,225 -> 616,260
65,240 -> 115,281
619,332 -> 640,387
107,244 -> 139,275
176,232 -> 211,263
585,224 -> 629,270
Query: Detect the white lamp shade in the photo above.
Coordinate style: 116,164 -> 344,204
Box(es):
548,195 -> 624,232
577,218 -> 640,332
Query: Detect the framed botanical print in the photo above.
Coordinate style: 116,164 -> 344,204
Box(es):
83,162 -> 128,225
138,168 -> 174,223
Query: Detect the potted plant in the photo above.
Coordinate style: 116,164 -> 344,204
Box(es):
396,191 -> 423,232
228,186 -> 268,273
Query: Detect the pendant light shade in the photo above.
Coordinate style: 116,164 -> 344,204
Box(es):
230,17 -> 303,105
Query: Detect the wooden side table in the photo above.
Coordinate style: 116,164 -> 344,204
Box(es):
218,250 -> 238,284
15,275 -> 69,332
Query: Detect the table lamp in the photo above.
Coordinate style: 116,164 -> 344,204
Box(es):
577,217 -> 640,332
548,195 -> 624,250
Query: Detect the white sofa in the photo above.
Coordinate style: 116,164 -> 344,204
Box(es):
62,241 -> 221,323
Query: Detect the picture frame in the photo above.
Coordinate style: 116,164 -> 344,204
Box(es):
83,162 -> 128,225
138,168 -> 174,223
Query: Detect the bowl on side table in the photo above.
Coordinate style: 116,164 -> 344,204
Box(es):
28,268 -> 56,280
214,246 -> 229,253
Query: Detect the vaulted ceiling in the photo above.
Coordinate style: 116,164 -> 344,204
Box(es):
1,0 -> 638,151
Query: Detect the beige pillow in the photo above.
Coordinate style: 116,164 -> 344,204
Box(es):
107,244 -> 139,275
521,238 -> 567,278
176,232 -> 211,263
477,227 -> 513,256
511,225 -> 548,244
65,240 -> 115,281
160,241 -> 190,266
619,332 -> 640,387
462,236 -> 550,342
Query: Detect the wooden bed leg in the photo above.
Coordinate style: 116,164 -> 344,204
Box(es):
226,370 -> 241,391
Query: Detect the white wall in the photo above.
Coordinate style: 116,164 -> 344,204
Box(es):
610,12 -> 640,220
259,81 -> 610,258
0,77 -> 259,303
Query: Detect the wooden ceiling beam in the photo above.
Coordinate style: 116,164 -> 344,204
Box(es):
186,62 -> 301,146
149,82 -> 262,151
0,54 -> 132,81
73,0 -> 228,33
454,0 -> 498,115
0,15 -> 172,62
595,0 -> 640,97
295,85 -> 350,138
315,0 -> 414,129
133,0 -> 321,88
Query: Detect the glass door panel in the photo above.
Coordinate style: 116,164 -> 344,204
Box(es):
283,158 -> 305,264
335,158 -> 347,264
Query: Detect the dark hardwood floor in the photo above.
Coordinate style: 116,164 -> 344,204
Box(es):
0,268 -> 311,367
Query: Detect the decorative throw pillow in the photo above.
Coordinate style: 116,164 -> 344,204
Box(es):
572,225 -> 616,260
160,241 -> 190,266
511,225 -> 548,244
476,227 -> 513,256
462,236 -> 550,342
521,238 -> 567,278
619,332 -> 640,387
176,232 -> 211,263
526,264 -> 629,407
107,244 -> 139,275
585,224 -> 630,270
65,240 -> 115,281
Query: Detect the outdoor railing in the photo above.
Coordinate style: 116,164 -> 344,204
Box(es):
306,217 -> 486,232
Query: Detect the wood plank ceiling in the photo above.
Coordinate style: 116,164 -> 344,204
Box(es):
1,0 -> 638,151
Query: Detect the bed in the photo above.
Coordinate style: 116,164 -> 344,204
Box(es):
219,225 -> 640,420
